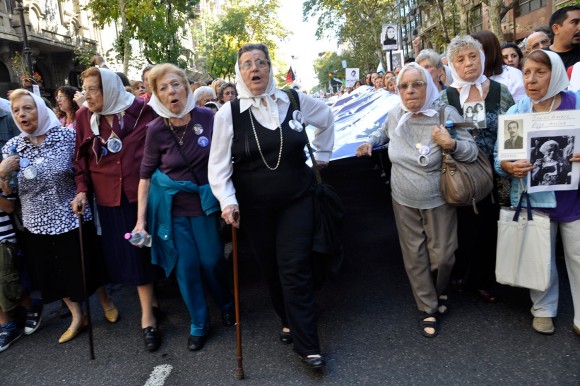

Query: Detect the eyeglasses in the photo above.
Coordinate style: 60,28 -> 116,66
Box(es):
398,81 -> 426,90
240,59 -> 269,71
224,91 -> 237,96
530,38 -> 550,50
81,87 -> 101,96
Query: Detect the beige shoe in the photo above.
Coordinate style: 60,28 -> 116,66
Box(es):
573,325 -> 580,336
104,306 -> 119,323
533,316 -> 555,335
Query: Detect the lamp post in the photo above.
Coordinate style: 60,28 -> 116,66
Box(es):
15,0 -> 34,79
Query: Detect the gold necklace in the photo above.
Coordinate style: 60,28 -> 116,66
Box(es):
166,119 -> 191,146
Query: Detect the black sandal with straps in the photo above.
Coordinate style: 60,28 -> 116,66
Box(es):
420,314 -> 439,338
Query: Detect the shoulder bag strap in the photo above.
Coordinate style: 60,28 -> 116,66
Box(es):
285,90 -> 323,184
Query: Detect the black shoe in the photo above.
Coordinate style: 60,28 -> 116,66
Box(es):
188,334 -> 207,351
279,330 -> 293,344
143,326 -> 161,352
222,312 -> 235,327
300,354 -> 325,369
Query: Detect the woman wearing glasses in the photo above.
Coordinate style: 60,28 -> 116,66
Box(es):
440,35 -> 515,304
208,43 -> 334,368
71,68 -> 162,352
217,82 -> 237,106
356,63 -> 477,337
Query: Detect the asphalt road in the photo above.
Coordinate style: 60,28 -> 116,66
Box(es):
1,156 -> 579,385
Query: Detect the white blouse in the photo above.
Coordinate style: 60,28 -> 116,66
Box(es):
208,89 -> 335,209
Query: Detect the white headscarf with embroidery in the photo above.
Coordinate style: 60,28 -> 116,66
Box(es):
395,63 -> 440,135
529,50 -> 569,104
448,36 -> 488,107
147,69 -> 196,119
12,91 -> 61,138
235,48 -> 280,130
89,68 -> 135,136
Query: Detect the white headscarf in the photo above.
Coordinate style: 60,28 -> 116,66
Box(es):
529,50 -> 569,104
448,48 -> 488,107
89,68 -> 135,136
395,63 -> 440,135
11,91 -> 61,138
148,82 -> 196,119
235,56 -> 280,130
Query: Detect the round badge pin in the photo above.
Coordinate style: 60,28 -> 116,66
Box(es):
19,158 -> 30,168
193,124 -> 203,135
198,136 -> 209,147
292,110 -> 304,123
289,120 -> 304,132
107,138 -> 123,153
418,145 -> 431,156
23,165 -> 37,179
417,155 -> 430,167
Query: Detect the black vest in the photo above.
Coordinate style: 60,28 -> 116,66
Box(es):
230,95 -> 313,208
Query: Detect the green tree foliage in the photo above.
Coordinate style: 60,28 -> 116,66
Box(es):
195,0 -> 289,80
84,0 -> 198,72
303,0 -> 397,76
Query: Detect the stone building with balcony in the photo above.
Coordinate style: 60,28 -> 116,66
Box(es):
0,0 -> 98,99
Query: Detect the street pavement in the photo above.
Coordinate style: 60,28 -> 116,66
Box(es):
1,156 -> 579,385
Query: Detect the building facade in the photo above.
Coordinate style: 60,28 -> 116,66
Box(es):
0,0 -> 99,99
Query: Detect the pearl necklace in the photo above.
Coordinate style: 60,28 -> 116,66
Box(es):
248,110 -> 283,171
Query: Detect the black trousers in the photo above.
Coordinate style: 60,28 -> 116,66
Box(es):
240,192 -> 321,356
452,194 -> 499,289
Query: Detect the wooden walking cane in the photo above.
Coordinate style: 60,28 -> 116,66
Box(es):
232,211 -> 244,379
77,213 -> 95,360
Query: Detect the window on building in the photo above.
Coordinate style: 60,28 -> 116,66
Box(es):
470,5 -> 483,32
516,0 -> 547,17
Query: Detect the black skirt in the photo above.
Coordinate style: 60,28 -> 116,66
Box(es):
23,221 -> 106,304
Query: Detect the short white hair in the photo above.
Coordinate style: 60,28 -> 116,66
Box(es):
193,86 -> 216,104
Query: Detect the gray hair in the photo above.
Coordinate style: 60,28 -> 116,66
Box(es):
415,49 -> 443,68
396,62 -> 428,85
193,86 -> 215,104
447,35 -> 483,63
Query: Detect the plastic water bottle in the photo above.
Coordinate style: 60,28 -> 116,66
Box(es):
7,145 -> 18,188
124,232 -> 152,247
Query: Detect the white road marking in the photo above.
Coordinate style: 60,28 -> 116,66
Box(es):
144,364 -> 173,386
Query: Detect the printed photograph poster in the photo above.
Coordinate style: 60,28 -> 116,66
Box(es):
346,68 -> 359,88
382,23 -> 398,51
387,50 -> 403,71
527,128 -> 580,193
498,109 -> 580,162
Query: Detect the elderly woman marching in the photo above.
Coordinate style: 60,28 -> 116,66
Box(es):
356,63 -> 478,337
71,68 -> 162,351
132,63 -> 234,351
1,90 -> 110,344
208,43 -> 334,368
496,50 -> 580,336
440,35 -> 515,302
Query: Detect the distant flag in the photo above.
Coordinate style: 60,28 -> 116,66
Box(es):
286,66 -> 295,83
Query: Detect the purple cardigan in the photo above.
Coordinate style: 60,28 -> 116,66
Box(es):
141,107 -> 215,216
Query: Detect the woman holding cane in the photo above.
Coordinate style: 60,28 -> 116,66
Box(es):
1,90 -> 110,344
208,43 -> 334,369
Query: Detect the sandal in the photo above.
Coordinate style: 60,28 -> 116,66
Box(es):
438,294 -> 449,315
420,314 -> 439,338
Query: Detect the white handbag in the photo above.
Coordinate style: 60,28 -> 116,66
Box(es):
495,192 -> 551,292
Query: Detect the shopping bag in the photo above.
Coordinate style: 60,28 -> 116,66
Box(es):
495,192 -> 551,291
